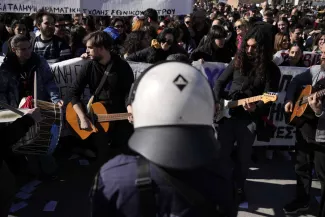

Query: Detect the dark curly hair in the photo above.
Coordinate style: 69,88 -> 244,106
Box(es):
123,31 -> 147,55
234,27 -> 273,80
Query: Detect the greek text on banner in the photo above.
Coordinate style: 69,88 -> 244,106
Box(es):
0,57 -> 309,146
0,0 -> 193,16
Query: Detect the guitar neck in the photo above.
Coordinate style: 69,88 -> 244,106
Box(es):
227,95 -> 263,109
301,88 -> 325,105
96,113 -> 131,122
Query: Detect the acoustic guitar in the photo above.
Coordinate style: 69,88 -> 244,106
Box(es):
215,92 -> 278,122
66,102 -> 131,140
287,81 -> 325,126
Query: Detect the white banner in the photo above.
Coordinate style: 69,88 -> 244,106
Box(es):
0,57 -> 310,146
274,50 -> 321,67
0,0 -> 193,16
193,61 -> 309,146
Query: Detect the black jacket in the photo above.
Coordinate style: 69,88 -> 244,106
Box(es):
190,43 -> 232,63
0,115 -> 35,168
126,45 -> 188,64
70,54 -> 134,113
213,60 -> 281,119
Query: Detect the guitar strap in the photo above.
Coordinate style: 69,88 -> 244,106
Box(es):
135,156 -> 157,217
87,61 -> 114,113
94,61 -> 114,99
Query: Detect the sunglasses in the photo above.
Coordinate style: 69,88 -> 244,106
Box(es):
161,39 -> 173,45
114,25 -> 124,28
185,21 -> 191,24
235,25 -> 242,30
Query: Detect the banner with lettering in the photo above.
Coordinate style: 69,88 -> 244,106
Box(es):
0,57 -> 311,145
195,61 -> 308,146
0,0 -> 192,16
273,50 -> 321,67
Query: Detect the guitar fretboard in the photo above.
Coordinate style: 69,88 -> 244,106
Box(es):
226,96 -> 263,109
300,88 -> 325,105
97,113 -> 131,122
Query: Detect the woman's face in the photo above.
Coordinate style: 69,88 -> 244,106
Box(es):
234,22 -> 244,36
14,24 -> 27,36
277,21 -> 288,33
114,21 -> 124,34
160,33 -> 174,51
281,35 -> 290,50
319,35 -> 325,49
289,46 -> 302,63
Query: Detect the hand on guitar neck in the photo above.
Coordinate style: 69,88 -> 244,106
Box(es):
243,101 -> 256,112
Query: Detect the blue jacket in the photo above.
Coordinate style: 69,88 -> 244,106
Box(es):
90,155 -> 237,217
0,52 -> 60,107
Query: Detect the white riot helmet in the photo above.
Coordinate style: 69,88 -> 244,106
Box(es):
129,61 -> 219,170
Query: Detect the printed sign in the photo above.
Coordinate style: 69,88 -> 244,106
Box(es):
194,61 -> 308,146
0,0 -> 193,16
0,57 -> 311,146
274,50 -> 321,67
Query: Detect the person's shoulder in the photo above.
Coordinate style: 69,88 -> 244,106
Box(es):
52,35 -> 65,43
53,35 -> 69,46
34,35 -> 41,41
98,155 -> 138,187
113,54 -> 133,69
310,64 -> 321,72
269,60 -> 280,70
100,155 -> 138,176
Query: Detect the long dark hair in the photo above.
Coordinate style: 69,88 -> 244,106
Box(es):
201,25 -> 227,51
70,25 -> 87,55
234,27 -> 272,80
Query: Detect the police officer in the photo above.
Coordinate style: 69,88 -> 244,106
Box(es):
90,61 -> 237,217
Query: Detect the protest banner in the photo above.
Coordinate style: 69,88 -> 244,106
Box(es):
0,0 -> 193,16
274,50 -> 321,67
194,61 -> 308,146
0,57 -> 312,146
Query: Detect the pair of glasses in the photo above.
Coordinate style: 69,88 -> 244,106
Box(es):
161,39 -> 173,45
235,25 -> 241,30
185,21 -> 191,24
114,25 -> 124,28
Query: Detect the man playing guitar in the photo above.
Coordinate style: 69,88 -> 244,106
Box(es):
70,31 -> 134,165
213,27 -> 281,204
283,46 -> 325,216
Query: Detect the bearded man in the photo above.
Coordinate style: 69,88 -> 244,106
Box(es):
213,26 -> 281,204
70,31 -> 134,166
32,10 -> 71,63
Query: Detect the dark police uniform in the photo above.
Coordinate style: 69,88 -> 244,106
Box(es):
90,155 -> 237,217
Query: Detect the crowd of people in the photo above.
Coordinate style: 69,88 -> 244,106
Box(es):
1,0 -> 325,216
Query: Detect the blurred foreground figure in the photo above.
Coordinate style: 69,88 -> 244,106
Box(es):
90,61 -> 237,217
